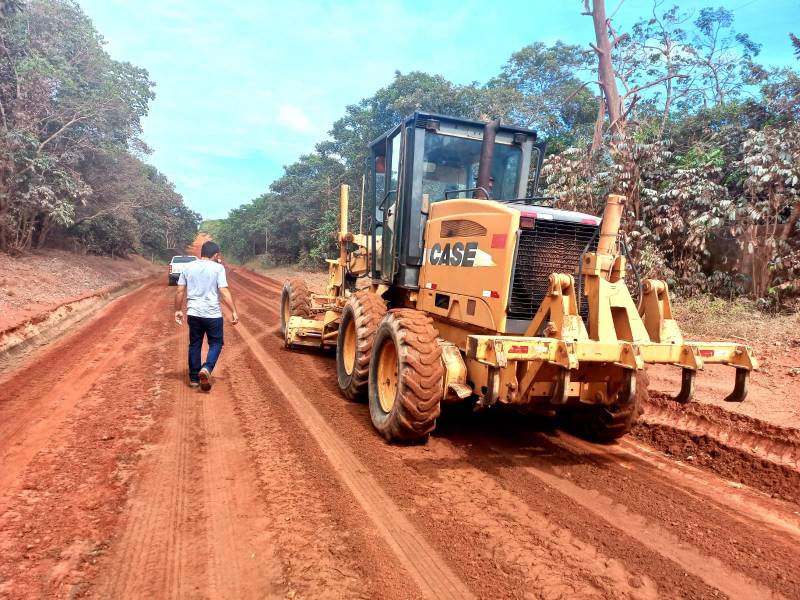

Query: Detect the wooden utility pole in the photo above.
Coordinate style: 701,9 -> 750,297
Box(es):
359,173 -> 366,234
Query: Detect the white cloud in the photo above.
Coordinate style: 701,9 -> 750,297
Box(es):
277,104 -> 316,135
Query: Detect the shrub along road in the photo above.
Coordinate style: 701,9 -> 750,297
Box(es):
0,268 -> 798,599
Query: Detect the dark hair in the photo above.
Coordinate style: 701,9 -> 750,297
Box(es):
201,240 -> 221,258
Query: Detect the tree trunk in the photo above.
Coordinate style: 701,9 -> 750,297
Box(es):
780,202 -> 800,242
589,0 -> 623,140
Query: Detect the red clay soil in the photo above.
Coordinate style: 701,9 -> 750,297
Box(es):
0,250 -> 160,331
1,259 -> 799,598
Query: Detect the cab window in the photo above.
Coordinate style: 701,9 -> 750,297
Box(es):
420,133 -> 521,201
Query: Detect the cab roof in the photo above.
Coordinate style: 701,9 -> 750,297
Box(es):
507,202 -> 601,226
369,111 -> 539,149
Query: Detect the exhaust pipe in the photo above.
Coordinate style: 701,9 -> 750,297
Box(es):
597,193 -> 626,256
474,118 -> 500,200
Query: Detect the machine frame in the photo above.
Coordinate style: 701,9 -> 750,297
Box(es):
281,113 -> 757,443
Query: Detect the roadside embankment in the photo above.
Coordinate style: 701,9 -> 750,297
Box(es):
0,250 -> 160,364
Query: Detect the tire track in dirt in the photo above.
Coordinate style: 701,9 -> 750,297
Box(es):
459,418 -> 800,598
220,342 -> 391,599
197,363 -> 282,597
95,314 -> 207,599
596,435 -> 800,540
481,439 -> 774,598
0,291 -> 173,598
229,267 -> 283,294
0,283 -> 162,510
231,315 -> 475,600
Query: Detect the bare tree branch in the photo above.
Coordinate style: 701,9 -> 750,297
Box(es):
623,73 -> 688,99
564,79 -> 602,103
37,114 -> 90,153
608,0 -> 625,20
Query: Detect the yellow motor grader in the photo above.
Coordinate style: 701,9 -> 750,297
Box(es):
280,112 -> 757,443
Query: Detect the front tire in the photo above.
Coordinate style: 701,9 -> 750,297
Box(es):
567,370 -> 647,442
280,278 -> 311,335
368,310 -> 444,443
336,291 -> 387,401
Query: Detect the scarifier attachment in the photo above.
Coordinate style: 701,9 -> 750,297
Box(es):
675,368 -> 696,404
482,193 -> 760,408
637,278 -> 758,403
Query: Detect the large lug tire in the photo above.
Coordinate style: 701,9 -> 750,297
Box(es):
368,309 -> 444,443
568,370 -> 648,442
336,291 -> 387,401
279,278 -> 311,335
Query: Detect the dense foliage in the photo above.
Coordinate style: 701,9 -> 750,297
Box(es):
213,3 -> 799,305
0,0 -> 199,257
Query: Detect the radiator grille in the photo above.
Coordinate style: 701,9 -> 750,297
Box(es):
508,220 -> 598,321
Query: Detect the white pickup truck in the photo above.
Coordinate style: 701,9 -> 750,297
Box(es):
167,255 -> 198,285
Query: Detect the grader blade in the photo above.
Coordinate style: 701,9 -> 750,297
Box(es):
284,315 -> 325,349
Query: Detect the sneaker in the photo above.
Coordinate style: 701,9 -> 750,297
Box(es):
198,367 -> 211,391
189,380 -> 200,388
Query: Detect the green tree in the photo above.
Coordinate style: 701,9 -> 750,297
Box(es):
488,41 -> 597,150
0,0 -> 194,257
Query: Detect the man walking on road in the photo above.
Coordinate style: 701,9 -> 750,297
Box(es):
174,240 -> 239,391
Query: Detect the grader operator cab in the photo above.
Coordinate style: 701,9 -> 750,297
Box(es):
280,112 -> 757,443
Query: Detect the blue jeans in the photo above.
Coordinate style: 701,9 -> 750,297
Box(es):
187,316 -> 224,382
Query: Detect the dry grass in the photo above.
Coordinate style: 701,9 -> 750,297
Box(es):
672,295 -> 800,349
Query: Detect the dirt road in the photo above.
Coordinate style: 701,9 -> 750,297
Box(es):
1,268 -> 799,599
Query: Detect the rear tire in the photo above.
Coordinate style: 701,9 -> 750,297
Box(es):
280,278 -> 311,335
336,291 -> 387,401
568,370 -> 648,442
368,309 -> 444,443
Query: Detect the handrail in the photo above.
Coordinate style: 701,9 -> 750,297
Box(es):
444,186 -> 490,200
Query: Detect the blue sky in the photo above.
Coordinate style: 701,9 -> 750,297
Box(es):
79,0 -> 800,220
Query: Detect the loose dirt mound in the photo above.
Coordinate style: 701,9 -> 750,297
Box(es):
634,394 -> 800,503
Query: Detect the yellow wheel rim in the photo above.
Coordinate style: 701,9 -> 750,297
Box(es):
377,339 -> 398,413
282,294 -> 290,329
342,319 -> 356,375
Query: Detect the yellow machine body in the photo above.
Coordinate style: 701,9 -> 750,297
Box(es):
282,113 -> 757,443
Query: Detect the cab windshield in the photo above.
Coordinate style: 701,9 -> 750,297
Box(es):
421,133 -> 522,202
